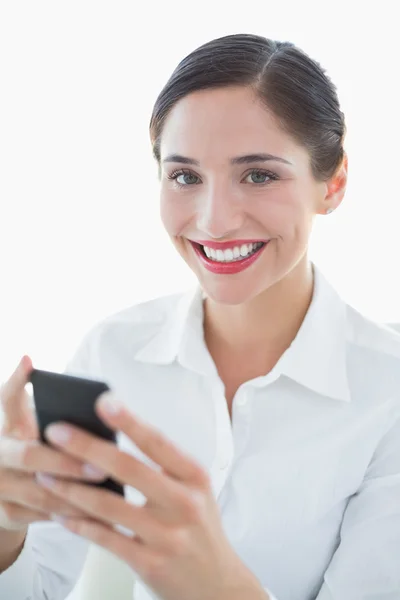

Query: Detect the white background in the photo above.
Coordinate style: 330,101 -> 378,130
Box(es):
1,3 -> 399,598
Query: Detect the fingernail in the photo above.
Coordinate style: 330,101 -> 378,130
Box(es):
82,463 -> 106,479
36,472 -> 55,488
97,393 -> 123,416
46,424 -> 71,444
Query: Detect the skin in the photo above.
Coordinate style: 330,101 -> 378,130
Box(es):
159,85 -> 347,356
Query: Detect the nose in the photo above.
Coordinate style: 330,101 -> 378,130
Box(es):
196,184 -> 245,239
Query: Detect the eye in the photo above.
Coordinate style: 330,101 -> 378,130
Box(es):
167,169 -> 201,187
243,169 -> 279,184
166,167 -> 279,188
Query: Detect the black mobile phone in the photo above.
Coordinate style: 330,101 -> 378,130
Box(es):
29,368 -> 124,497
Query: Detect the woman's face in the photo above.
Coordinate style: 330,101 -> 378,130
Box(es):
159,86 -> 341,305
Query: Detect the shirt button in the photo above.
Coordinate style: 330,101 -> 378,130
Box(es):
219,456 -> 230,470
236,394 -> 247,406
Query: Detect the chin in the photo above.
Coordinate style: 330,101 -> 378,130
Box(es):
198,275 -> 269,306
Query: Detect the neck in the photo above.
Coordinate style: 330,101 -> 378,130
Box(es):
203,257 -> 314,357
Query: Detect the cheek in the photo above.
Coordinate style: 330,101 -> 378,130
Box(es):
252,192 -> 300,234
160,194 -> 192,237
269,187 -> 313,225
255,190 -> 314,250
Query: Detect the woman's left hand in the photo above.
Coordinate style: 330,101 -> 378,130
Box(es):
35,392 -> 256,600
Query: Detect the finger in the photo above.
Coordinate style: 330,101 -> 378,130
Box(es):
36,473 -> 174,547
0,356 -> 36,437
0,501 -> 48,526
0,471 -> 92,518
0,356 -> 32,410
96,393 -> 209,486
51,515 -> 153,576
43,423 -> 187,511
0,436 -> 106,480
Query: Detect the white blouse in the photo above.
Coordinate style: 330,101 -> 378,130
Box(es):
1,264 -> 400,600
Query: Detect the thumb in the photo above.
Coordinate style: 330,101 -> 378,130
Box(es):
0,356 -> 37,439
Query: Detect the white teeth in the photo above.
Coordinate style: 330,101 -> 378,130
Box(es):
224,249 -> 234,260
202,242 -> 265,263
233,247 -> 240,258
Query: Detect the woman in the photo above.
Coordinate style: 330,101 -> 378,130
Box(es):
0,33 -> 399,600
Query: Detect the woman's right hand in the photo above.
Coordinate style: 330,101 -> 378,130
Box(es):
0,356 -> 106,532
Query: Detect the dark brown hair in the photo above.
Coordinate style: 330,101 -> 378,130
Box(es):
149,33 -> 346,181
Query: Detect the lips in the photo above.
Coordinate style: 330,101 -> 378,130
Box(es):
193,239 -> 268,250
190,240 -> 269,275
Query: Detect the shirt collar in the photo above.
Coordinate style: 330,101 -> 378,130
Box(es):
134,263 -> 351,403
134,284 -> 213,372
277,265 -> 351,402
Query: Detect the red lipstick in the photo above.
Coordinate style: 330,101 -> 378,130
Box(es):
193,239 -> 267,250
189,239 -> 269,275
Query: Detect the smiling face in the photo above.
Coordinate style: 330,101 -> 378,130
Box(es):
158,86 -> 339,305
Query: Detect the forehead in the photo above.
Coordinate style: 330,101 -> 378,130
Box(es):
159,86 -> 305,164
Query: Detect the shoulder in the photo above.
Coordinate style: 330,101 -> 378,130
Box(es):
65,291 -> 187,376
93,291 -> 185,348
345,304 -> 400,405
346,304 -> 400,360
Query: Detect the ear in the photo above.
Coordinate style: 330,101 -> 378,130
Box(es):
317,152 -> 348,215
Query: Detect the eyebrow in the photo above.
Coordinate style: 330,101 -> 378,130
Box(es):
162,153 -> 293,166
